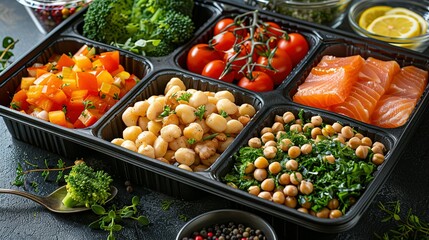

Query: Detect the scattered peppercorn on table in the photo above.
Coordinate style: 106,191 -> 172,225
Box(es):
1,1 -> 429,239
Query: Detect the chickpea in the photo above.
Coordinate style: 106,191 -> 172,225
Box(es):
205,113 -> 227,132
218,137 -> 235,152
201,153 -> 219,166
264,140 -> 277,148
248,137 -> 262,148
333,135 -> 346,144
192,164 -> 208,172
301,143 -> 312,155
279,138 -> 292,152
183,122 -> 204,141
216,98 -> 238,115
347,136 -> 361,149
160,124 -> 182,142
278,173 -> 291,185
355,145 -> 369,159
244,162 -> 256,174
268,162 -> 282,175
324,155 -> 336,164
178,164 -> 193,172
261,132 -> 275,144
260,127 -> 272,135
258,191 -> 272,201
111,138 -> 125,146
285,159 -> 298,171
153,136 -> 168,158
263,146 -> 277,159
276,131 -> 286,140
168,136 -> 188,151
301,197 -> 312,209
225,119 -> 244,134
311,127 -> 322,139
135,131 -> 157,147
238,103 -> 256,117
271,122 -> 284,134
295,119 -> 303,125
137,144 -> 155,158
372,153 -> 385,165
165,85 -> 182,101
283,112 -> 295,124
157,158 -> 170,164
372,145 -> 384,154
341,126 -> 354,139
146,100 -> 163,121
316,208 -> 330,218
204,103 -> 217,118
189,91 -> 208,108
138,116 -> 149,130
274,115 -> 284,124
131,101 -> 148,116
174,148 -> 196,166
253,168 -> 268,181
297,208 -> 309,214
254,156 -> 269,169
122,107 -> 139,127
214,90 -> 235,102
175,104 -> 197,124
165,77 -> 186,94
272,191 -> 285,204
283,185 -> 298,196
328,198 -> 339,210
290,172 -> 302,185
299,180 -> 314,195
354,133 -> 364,139
332,122 -> 343,133
373,142 -> 386,152
360,137 -> 372,147
147,120 -> 162,135
238,115 -> 251,126
284,196 -> 297,208
121,140 -> 137,152
164,150 -> 176,163
288,146 -> 301,159
303,123 -> 314,133
329,210 -> 343,219
162,114 -> 180,127
310,115 -> 323,126
261,178 -> 275,191
290,124 -> 302,133
248,185 -> 260,196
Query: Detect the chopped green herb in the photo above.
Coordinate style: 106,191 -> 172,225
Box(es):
195,105 -> 206,120
176,92 -> 192,102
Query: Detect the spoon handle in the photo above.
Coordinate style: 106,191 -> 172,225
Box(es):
0,188 -> 46,206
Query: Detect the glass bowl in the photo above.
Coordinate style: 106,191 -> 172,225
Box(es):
16,0 -> 91,34
348,0 -> 429,52
246,0 -> 352,28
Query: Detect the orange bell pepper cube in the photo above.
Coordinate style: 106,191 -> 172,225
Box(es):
34,72 -> 54,85
99,51 -> 120,73
48,110 -> 67,126
61,78 -> 78,97
26,85 -> 45,100
73,44 -> 91,58
56,54 -> 75,70
48,90 -> 68,105
96,70 -> 114,87
34,96 -> 55,112
78,109 -> 99,127
73,55 -> 93,71
10,89 -> 29,111
76,72 -> 98,94
20,77 -> 36,90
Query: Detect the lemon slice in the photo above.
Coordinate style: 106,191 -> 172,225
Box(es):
385,7 -> 428,35
366,14 -> 421,38
358,6 -> 393,29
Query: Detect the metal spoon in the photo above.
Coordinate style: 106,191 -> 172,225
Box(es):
0,185 -> 118,213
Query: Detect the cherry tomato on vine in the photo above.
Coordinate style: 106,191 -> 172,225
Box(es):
277,33 -> 309,67
214,18 -> 247,37
187,44 -> 223,74
237,71 -> 274,92
201,60 -> 235,83
211,31 -> 236,52
224,46 -> 250,73
255,49 -> 293,86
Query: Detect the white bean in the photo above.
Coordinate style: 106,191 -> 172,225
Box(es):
205,113 -> 227,132
160,124 -> 182,142
122,107 -> 139,127
135,131 -> 157,147
132,101 -> 149,116
225,119 -> 243,134
216,98 -> 238,115
214,90 -> 235,102
175,104 -> 196,124
165,77 -> 186,95
137,144 -> 155,158
153,136 -> 168,158
174,147 -> 196,166
183,122 -> 204,141
189,91 -> 208,108
238,103 -> 256,117
146,100 -> 164,121
122,126 -> 142,141
121,140 -> 137,152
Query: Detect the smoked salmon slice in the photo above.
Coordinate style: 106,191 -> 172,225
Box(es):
293,55 -> 365,108
331,58 -> 398,123
385,66 -> 428,99
371,96 -> 417,128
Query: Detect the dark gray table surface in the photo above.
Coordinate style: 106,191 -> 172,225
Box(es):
1,1 -> 428,240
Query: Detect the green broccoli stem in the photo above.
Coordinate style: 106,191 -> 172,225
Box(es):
62,192 -> 80,208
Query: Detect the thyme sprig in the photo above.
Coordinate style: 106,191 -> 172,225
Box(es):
0,36 -> 18,73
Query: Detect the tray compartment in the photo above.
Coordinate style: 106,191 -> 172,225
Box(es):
0,36 -> 151,155
282,39 -> 429,131
212,104 -> 396,233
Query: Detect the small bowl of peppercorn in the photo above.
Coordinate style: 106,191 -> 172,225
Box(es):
16,0 -> 91,34
176,209 -> 277,240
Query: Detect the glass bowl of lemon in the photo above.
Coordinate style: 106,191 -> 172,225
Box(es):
348,0 -> 429,52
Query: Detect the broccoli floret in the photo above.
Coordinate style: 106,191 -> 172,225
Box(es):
83,0 -> 134,44
61,161 -> 113,208
132,0 -> 194,17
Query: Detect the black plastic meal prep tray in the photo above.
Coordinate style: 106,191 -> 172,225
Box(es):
1,0 -> 429,236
